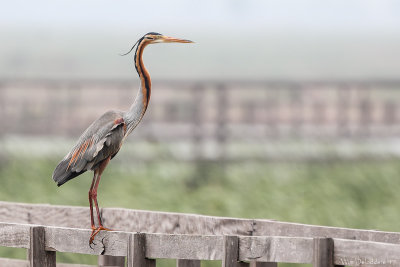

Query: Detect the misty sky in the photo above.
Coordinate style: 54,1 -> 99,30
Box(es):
2,0 -> 400,32
1,0 -> 400,79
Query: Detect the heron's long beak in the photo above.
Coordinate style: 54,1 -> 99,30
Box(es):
161,36 -> 194,43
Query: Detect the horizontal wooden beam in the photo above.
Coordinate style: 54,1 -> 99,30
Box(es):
334,238 -> 400,266
0,258 -> 95,267
239,236 -> 313,263
146,232 -> 223,260
2,222 -> 400,264
1,201 -> 400,246
0,222 -> 30,248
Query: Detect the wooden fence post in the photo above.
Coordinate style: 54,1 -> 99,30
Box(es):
250,262 -> 278,267
28,226 -> 56,267
98,255 -> 125,267
313,237 -> 333,267
223,236 -> 249,267
177,259 -> 201,267
127,233 -> 155,267
313,237 -> 339,267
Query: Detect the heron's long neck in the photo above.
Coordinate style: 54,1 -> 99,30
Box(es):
124,39 -> 151,136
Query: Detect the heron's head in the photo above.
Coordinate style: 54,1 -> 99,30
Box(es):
143,32 -> 193,44
121,32 -> 193,56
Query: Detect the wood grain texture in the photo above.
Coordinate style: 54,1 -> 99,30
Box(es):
45,226 -> 129,256
127,233 -> 155,267
249,263 -> 277,267
3,220 -> 400,265
3,201 -> 400,246
239,236 -> 313,264
44,226 -> 223,260
4,222 -> 400,264
223,236 -> 249,267
57,263 -> 96,267
0,223 -> 30,248
102,207 -> 253,236
146,233 -> 222,260
313,237 -> 334,267
253,218 -> 400,244
0,258 -> 29,267
28,226 -> 56,267
333,238 -> 400,266
0,258 -> 95,267
0,201 -> 89,228
0,201 -> 251,235
98,255 -> 125,267
176,259 -> 201,267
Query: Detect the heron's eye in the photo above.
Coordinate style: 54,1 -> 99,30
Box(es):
146,36 -> 154,40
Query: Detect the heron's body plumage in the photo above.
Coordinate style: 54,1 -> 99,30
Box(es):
53,110 -> 126,186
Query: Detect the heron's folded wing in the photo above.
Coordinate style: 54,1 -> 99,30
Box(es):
52,112 -> 125,186
68,119 -> 125,172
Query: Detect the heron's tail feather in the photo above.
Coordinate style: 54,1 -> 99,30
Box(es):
52,158 -> 85,187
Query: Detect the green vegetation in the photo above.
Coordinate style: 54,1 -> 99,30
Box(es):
1,152 -> 400,266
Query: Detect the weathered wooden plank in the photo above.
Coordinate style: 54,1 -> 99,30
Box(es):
334,238 -> 400,266
0,258 -> 95,267
0,258 -> 29,267
253,218 -> 400,244
3,201 -> 400,247
0,201 -> 89,228
5,222 -> 400,265
0,201 -> 251,236
58,263 -> 96,267
45,226 -> 129,256
28,226 -> 56,267
146,233 -> 222,260
313,237 -> 334,267
223,236 -> 249,267
44,225 -> 224,260
176,259 -> 201,267
102,207 -> 253,236
249,263 -> 277,267
0,223 -> 223,259
127,233 -> 155,267
98,255 -> 125,267
239,236 -> 313,264
0,223 -> 30,248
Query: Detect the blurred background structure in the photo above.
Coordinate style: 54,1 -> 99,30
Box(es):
1,1 -> 400,266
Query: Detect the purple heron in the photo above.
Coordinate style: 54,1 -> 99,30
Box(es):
52,32 -> 193,244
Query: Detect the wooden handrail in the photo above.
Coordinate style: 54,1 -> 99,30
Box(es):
1,201 -> 399,244
1,222 -> 400,266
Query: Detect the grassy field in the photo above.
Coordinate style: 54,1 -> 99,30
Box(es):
1,141 -> 400,266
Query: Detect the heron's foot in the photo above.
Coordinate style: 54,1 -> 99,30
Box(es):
89,226 -> 113,246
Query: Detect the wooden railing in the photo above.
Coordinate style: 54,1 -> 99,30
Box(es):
1,201 -> 400,266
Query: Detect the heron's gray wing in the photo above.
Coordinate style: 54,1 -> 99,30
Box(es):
52,110 -> 126,186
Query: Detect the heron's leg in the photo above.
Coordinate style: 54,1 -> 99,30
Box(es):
93,174 -> 112,229
89,157 -> 112,244
88,172 -> 99,231
92,156 -> 111,227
